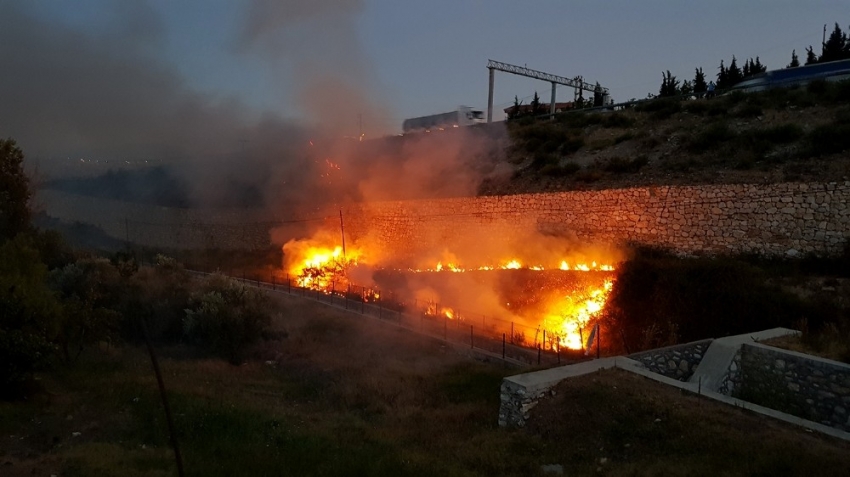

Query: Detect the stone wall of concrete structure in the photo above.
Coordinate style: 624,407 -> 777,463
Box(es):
725,343 -> 850,431
41,181 -> 850,257
629,339 -> 712,381
343,181 -> 850,264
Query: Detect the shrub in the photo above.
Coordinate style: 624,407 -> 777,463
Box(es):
118,255 -> 192,343
602,156 -> 648,173
613,132 -> 635,144
0,237 -> 61,394
540,162 -> 580,177
686,122 -> 736,153
602,113 -> 635,128
636,98 -> 682,120
184,273 -> 274,364
805,123 -> 850,156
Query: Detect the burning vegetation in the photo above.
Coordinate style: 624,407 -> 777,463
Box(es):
282,234 -> 619,352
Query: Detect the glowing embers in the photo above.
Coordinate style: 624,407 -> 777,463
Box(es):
541,280 -> 613,350
414,259 -> 615,273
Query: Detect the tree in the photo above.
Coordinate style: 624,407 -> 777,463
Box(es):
530,91 -> 541,116
693,67 -> 707,97
787,49 -> 800,68
659,70 -> 680,97
754,56 -> 766,74
593,82 -> 604,107
679,79 -> 693,97
0,139 -> 31,242
821,23 -> 848,63
716,60 -> 729,90
805,46 -> 818,65
508,95 -> 523,120
727,56 -> 743,86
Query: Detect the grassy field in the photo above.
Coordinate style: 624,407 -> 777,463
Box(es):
2,293 -> 850,476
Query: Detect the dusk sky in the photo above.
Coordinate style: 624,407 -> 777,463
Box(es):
1,0 -> 847,162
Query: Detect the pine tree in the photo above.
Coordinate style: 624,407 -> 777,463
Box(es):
727,56 -> 743,86
679,79 -> 693,97
593,82 -> 604,107
0,138 -> 32,241
508,95 -> 523,120
716,60 -> 729,89
693,67 -> 707,97
821,23 -> 848,63
742,59 -> 752,78
788,50 -> 800,68
659,71 -> 679,97
805,46 -> 818,65
754,56 -> 766,73
530,91 -> 541,116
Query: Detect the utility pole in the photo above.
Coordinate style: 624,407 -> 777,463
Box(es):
339,210 -> 346,260
487,67 -> 495,123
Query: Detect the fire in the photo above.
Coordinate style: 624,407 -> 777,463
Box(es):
283,238 -> 363,291
416,260 -> 615,273
542,280 -> 613,350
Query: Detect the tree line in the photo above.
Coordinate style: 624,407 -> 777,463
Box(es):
658,20 -> 850,98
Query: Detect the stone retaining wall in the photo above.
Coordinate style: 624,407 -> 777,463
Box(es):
629,339 -> 712,381
724,343 -> 850,431
41,181 -> 850,257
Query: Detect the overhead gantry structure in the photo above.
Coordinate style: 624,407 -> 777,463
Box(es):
486,59 -> 608,122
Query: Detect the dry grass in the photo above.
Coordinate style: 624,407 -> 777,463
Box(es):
2,294 -> 850,476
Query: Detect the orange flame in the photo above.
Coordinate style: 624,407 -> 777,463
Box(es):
542,280 -> 613,350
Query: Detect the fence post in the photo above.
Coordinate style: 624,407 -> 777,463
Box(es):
502,333 -> 506,359
378,296 -> 383,320
543,330 -> 547,350
345,284 -> 349,310
510,322 -> 514,344
470,325 -> 474,349
360,292 -> 364,314
538,345 -> 541,365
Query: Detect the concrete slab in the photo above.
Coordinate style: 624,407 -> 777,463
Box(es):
504,357 -> 622,394
688,327 -> 798,392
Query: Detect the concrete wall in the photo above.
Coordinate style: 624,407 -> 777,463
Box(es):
629,339 -> 712,381
725,343 -> 850,431
41,181 -> 850,257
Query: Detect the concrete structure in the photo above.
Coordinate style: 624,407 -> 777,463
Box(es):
498,328 -> 850,441
41,180 -> 850,258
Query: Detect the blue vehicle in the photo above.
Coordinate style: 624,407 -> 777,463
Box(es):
732,59 -> 850,92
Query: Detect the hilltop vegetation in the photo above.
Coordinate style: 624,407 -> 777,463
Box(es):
481,79 -> 850,196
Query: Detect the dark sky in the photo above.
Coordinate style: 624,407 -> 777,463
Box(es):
1,0 -> 846,170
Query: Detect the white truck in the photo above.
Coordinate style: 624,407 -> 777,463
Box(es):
402,106 -> 485,134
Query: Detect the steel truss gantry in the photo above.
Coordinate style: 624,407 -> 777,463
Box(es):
486,59 -> 607,122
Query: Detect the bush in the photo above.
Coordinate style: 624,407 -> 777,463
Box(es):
602,113 -> 635,129
118,255 -> 192,343
604,254 -> 828,354
636,98 -> 682,120
184,273 -> 274,364
805,123 -> 850,156
602,156 -> 648,174
613,132 -> 635,144
0,236 -> 61,393
540,162 -> 580,177
686,122 -> 736,153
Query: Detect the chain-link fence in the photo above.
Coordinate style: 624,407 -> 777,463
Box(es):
189,268 -> 591,368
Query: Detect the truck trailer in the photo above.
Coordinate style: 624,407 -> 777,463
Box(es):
402,106 -> 485,134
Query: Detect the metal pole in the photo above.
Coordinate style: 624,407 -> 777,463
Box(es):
339,210 -> 346,260
510,322 -> 514,344
549,81 -> 557,118
596,323 -> 601,359
543,330 -> 547,351
487,67 -> 495,123
140,317 -> 185,477
537,345 -> 541,365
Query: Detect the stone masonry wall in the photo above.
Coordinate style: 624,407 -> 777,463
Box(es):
725,343 -> 850,431
343,182 -> 850,263
41,181 -> 850,256
629,339 -> 712,381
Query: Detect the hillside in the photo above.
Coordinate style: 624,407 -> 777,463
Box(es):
479,80 -> 850,196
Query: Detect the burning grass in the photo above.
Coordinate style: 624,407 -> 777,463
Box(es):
282,233 -> 619,353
